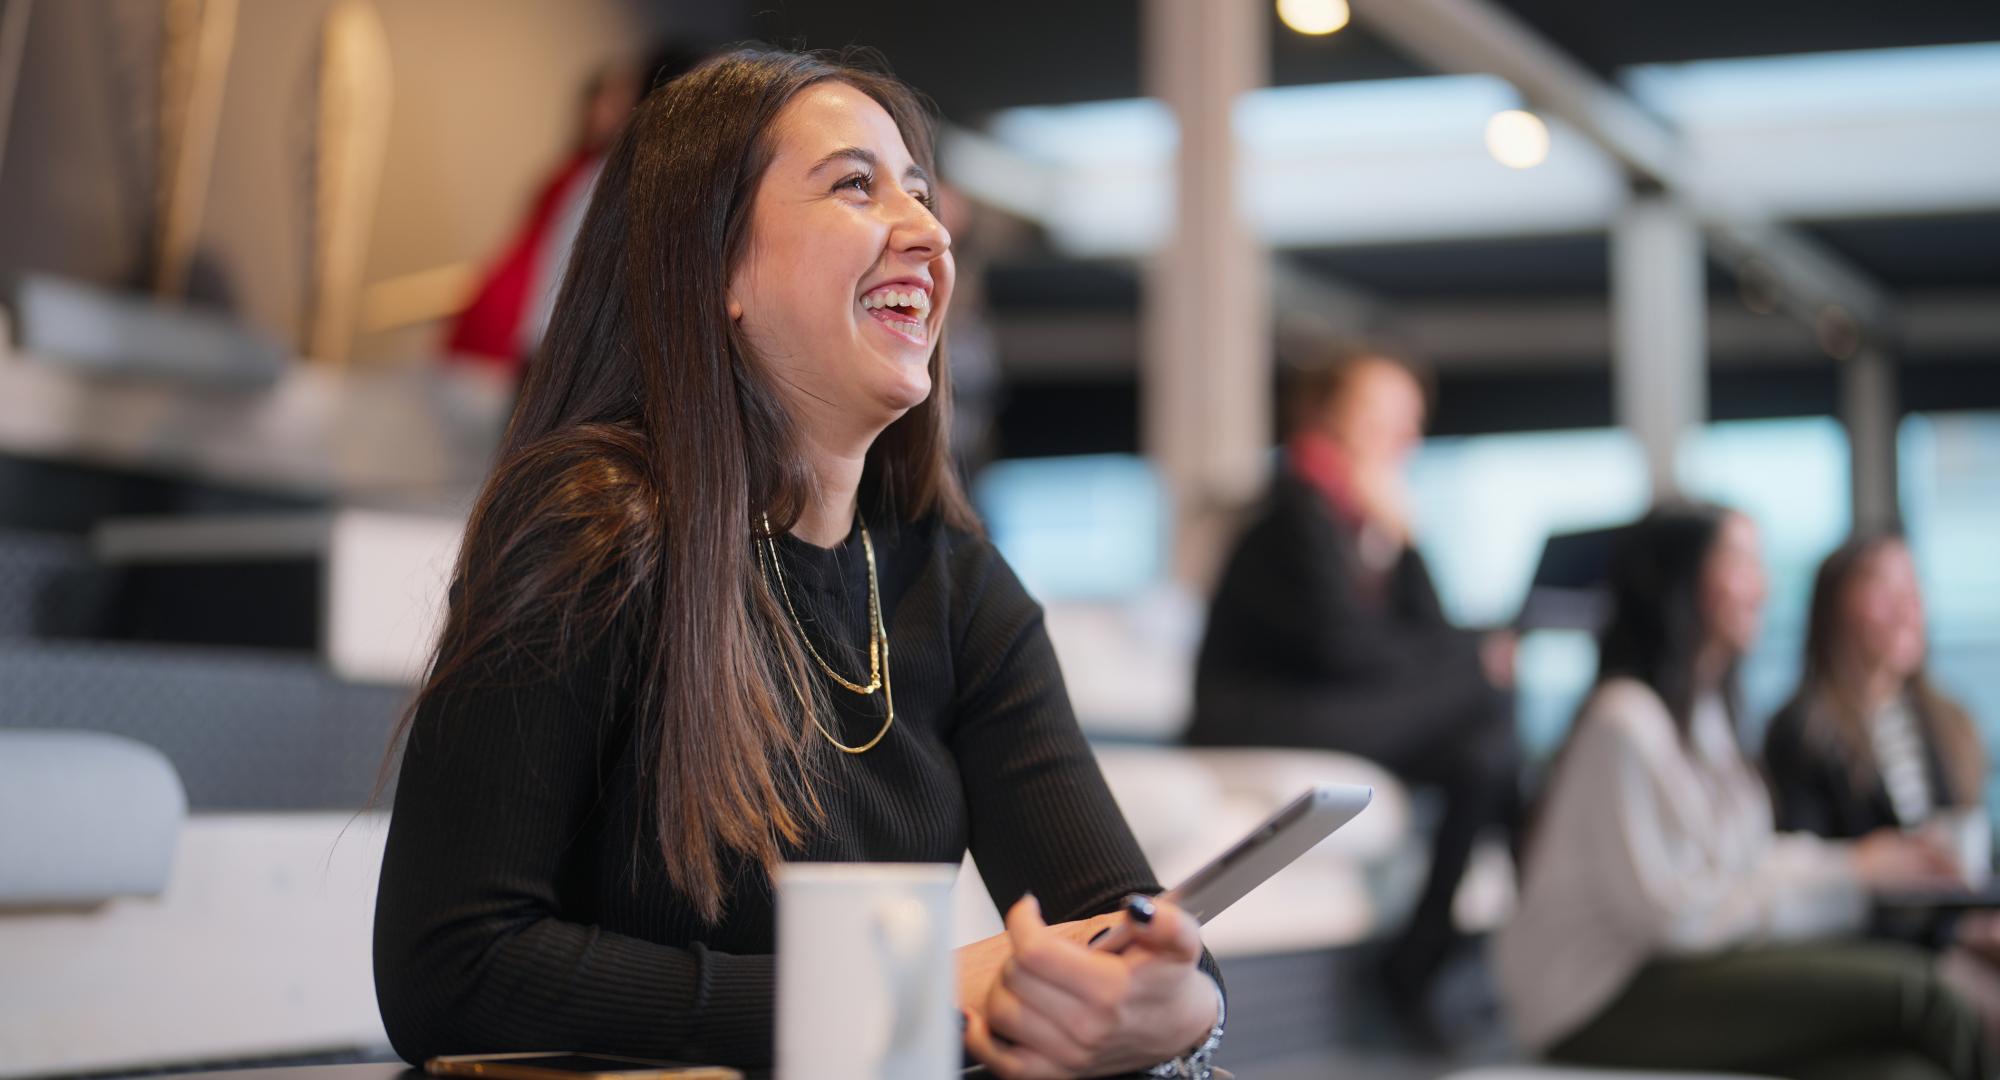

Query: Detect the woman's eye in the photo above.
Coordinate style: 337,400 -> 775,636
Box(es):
911,190 -> 935,210
836,173 -> 872,195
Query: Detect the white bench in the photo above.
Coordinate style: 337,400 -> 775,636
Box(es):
0,729 -> 185,905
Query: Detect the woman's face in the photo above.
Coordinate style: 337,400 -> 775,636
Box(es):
727,82 -> 954,443
1700,512 -> 1768,657
1841,540 -> 1928,678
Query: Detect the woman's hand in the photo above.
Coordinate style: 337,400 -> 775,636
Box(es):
1854,828 -> 1965,892
961,894 -> 1219,1079
956,907 -> 1123,1035
1955,910 -> 2000,969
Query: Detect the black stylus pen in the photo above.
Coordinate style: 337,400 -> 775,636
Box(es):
1088,892 -> 1159,952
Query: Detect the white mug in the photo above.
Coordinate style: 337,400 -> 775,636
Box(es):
1947,808 -> 1993,890
776,862 -> 959,1080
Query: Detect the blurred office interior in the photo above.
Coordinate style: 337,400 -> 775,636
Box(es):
1,1 -> 1997,1078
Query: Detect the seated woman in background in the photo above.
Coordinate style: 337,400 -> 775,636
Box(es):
1495,503 -> 1986,1080
373,48 -> 1224,1079
1764,530 -> 1984,847
1765,530 -> 2000,1041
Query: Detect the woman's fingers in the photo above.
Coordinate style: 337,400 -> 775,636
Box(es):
1003,956 -> 1120,1056
1005,892 -> 1050,940
1116,898 -> 1204,967
977,895 -> 1217,1077
985,973 -> 1097,1073
963,1006 -> 1071,1080
1005,894 -> 1130,1007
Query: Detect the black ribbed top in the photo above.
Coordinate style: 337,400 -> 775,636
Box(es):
372,515 -> 1207,1070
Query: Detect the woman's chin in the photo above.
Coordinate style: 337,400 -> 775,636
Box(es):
874,360 -> 934,414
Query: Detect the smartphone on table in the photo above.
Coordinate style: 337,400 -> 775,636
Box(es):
426,1052 -> 743,1080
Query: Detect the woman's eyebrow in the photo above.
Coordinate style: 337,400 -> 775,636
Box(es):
808,146 -> 930,186
809,146 -> 876,178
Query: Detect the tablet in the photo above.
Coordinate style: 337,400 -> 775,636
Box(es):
1091,782 -> 1372,953
1165,782 -> 1372,923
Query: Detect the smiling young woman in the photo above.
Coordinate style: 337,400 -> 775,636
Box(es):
370,49 -> 1224,1079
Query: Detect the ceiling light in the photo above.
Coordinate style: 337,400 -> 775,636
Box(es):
1484,108 -> 1550,169
1277,0 -> 1351,36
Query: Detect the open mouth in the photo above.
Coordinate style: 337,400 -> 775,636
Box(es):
860,284 -> 929,345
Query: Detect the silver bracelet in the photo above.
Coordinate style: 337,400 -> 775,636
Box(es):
1145,978 -> 1225,1079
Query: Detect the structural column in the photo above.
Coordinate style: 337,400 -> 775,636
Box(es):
1842,345 -> 1900,530
1611,194 -> 1707,499
1142,0 -> 1271,587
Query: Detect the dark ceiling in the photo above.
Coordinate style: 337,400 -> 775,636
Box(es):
739,1 -> 2000,122
1805,214 -> 2000,293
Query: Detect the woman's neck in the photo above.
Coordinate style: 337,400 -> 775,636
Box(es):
790,432 -> 869,549
1693,640 -> 1734,700
1841,658 -> 1906,716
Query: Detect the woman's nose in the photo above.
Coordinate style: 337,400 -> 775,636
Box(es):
893,194 -> 950,257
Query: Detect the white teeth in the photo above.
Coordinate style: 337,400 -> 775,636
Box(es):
862,286 -> 929,311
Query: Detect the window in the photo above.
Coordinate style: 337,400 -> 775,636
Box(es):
1407,427 -> 1648,754
1901,411 -> 2000,818
973,454 -> 1168,601
1407,418 -> 1855,756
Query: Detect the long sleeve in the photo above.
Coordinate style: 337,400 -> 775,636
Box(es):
1572,689 -> 1867,955
1203,480 -> 1479,687
947,543 -> 1225,994
1497,682 -> 1865,1050
1763,702 -> 1853,838
376,515 -> 1225,1069
372,622 -> 778,1067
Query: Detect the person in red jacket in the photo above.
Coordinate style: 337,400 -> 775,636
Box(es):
446,48 -> 707,374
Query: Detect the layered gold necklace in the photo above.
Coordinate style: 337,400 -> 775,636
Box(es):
756,513 -> 895,754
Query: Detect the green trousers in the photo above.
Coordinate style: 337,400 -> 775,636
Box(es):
1547,941 -> 1991,1080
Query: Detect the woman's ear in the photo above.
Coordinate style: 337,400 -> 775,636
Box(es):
726,293 -> 745,321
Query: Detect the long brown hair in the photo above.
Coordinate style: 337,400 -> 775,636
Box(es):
391,48 -> 977,923
1789,531 -> 1983,807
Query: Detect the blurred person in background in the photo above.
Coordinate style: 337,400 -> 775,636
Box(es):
376,49 -> 1226,1079
1496,503 -> 1985,1080
1765,530 -> 2000,1047
1765,531 -> 1985,848
444,45 -> 707,374
1186,351 -> 1519,1031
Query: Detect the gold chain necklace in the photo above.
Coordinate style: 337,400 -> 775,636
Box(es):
757,514 -> 895,754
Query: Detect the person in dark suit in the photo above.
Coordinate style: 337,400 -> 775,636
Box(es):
1187,351 -> 1518,1026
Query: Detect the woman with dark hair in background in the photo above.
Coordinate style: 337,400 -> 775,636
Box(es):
374,49 -> 1224,1079
1495,504 -> 1986,1080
